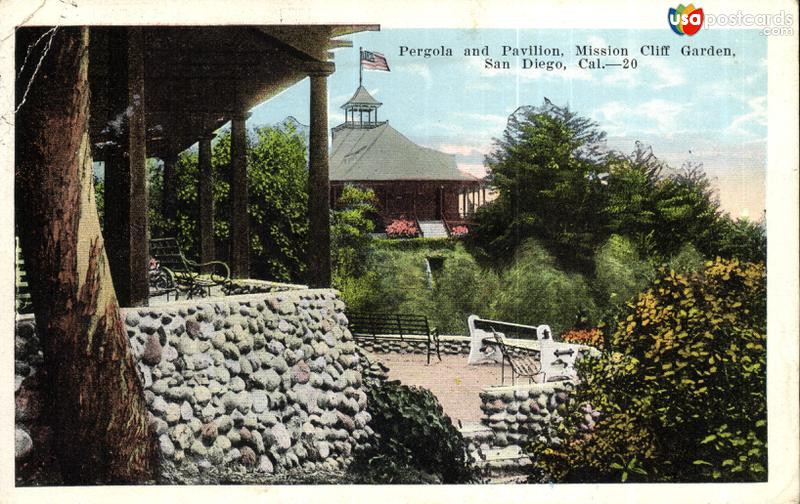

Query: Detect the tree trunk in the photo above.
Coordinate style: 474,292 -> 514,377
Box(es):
15,27 -> 157,484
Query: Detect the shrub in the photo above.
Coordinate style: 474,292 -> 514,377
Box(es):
532,258 -> 767,482
386,219 -> 419,238
352,379 -> 478,483
561,328 -> 604,350
593,234 -> 654,312
494,240 -> 599,335
431,245 -> 500,334
666,242 -> 705,275
365,248 -> 435,316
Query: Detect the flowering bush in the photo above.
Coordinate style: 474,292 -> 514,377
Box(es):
531,258 -> 767,483
385,219 -> 418,238
450,225 -> 469,237
561,328 -> 605,350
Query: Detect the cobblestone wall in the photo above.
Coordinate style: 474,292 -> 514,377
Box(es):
479,381 -> 575,449
15,289 -> 372,481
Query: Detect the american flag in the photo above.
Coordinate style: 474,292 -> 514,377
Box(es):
360,50 -> 390,72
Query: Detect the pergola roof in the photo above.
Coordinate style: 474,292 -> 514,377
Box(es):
88,25 -> 378,159
330,123 -> 477,182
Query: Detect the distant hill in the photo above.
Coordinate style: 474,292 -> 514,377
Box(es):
275,116 -> 310,145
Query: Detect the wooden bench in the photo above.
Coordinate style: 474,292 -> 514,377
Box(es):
347,312 -> 441,364
488,329 -> 543,385
149,237 -> 230,300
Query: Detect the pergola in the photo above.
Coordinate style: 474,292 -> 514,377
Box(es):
87,25 -> 377,306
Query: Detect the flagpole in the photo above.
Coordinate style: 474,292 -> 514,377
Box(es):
358,46 -> 362,87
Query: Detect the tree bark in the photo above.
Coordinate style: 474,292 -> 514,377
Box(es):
15,27 -> 157,484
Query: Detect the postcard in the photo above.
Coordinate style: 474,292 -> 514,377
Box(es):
1,1 -> 797,503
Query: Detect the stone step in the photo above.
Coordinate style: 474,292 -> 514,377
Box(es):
418,220 -> 449,238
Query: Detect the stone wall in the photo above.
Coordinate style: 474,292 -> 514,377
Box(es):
222,279 -> 307,296
15,289 -> 373,481
479,381 -> 574,449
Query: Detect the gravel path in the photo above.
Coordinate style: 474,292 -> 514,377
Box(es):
368,352 -> 505,425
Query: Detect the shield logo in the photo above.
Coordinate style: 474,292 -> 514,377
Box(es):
683,7 -> 704,36
668,7 -> 684,35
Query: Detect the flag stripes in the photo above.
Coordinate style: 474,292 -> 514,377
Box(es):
360,50 -> 390,71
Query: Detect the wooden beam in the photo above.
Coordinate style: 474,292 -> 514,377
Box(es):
103,27 -> 149,307
307,72 -> 332,287
229,110 -> 250,279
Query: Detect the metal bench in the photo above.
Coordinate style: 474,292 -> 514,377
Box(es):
347,312 -> 442,365
489,328 -> 543,385
149,237 -> 230,300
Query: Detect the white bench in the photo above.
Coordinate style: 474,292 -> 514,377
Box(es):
467,315 -> 599,382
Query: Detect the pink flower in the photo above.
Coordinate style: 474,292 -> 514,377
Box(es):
386,219 -> 418,238
451,225 -> 469,237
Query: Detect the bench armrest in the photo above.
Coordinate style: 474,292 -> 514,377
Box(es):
186,259 -> 231,284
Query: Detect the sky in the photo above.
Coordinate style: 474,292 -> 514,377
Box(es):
248,28 -> 767,220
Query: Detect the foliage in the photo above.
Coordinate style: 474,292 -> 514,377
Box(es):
93,174 -> 104,228
431,245 -> 500,334
363,248 -> 436,316
372,237 -> 458,251
151,125 -> 309,283
716,216 -> 766,264
385,219 -> 419,238
246,125 -> 309,281
561,328 -> 605,350
666,242 -> 705,275
532,258 -> 767,482
352,379 -> 478,483
654,164 -> 724,259
331,184 -> 378,280
493,240 -> 599,335
593,234 -> 654,313
468,100 -> 609,272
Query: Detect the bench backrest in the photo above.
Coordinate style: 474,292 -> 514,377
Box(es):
150,237 -> 189,273
347,312 -> 431,337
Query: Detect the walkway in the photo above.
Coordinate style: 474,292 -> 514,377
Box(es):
367,351 -> 504,425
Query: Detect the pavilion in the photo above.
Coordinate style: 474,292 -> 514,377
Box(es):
329,86 -> 488,236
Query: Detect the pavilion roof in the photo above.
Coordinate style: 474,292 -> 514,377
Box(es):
330,123 -> 477,182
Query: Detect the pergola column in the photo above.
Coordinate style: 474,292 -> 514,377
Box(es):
198,133 -> 216,264
229,110 -> 251,279
104,27 -> 149,307
162,152 -> 178,229
307,71 -> 332,288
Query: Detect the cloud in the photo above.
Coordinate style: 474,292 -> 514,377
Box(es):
726,96 -> 767,138
458,163 -> 488,179
647,58 -> 685,90
398,63 -> 432,86
437,143 -> 491,157
592,98 -> 688,137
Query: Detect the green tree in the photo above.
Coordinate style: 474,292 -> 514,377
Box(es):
593,234 -> 654,313
654,163 -> 723,259
158,125 -> 308,282
469,100 -> 609,273
246,125 -> 309,281
431,245 -> 500,334
602,143 -> 665,259
716,216 -> 766,264
493,240 -> 599,335
331,184 -> 378,279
